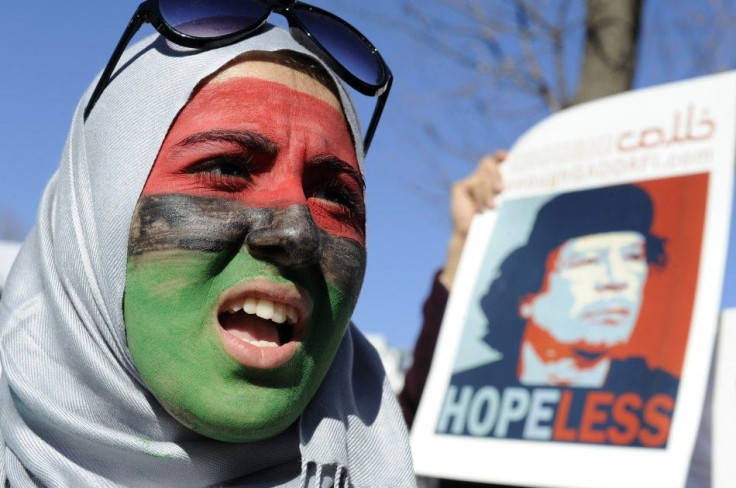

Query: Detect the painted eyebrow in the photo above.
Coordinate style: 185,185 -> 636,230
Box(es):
172,130 -> 278,158
309,156 -> 366,191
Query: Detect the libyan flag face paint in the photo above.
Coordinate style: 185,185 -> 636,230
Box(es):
125,195 -> 366,442
123,60 -> 366,442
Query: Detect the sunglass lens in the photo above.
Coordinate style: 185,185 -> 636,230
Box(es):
159,0 -> 269,38
296,9 -> 383,87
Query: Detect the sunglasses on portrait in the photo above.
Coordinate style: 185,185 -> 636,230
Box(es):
84,0 -> 393,153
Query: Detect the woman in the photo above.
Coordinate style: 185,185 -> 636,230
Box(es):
0,11 -> 413,488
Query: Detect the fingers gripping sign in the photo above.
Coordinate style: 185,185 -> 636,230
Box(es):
452,151 -> 507,234
441,150 -> 507,289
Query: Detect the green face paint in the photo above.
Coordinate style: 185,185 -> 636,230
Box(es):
123,61 -> 366,442
125,220 -> 364,441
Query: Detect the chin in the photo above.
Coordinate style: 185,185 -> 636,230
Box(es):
178,405 -> 301,443
159,378 -> 311,443
581,326 -> 636,348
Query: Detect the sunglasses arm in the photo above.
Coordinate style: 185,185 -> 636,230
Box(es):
363,74 -> 392,154
84,2 -> 153,121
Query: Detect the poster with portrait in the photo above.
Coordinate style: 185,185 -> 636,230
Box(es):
411,71 -> 736,488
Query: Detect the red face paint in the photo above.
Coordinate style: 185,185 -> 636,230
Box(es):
142,76 -> 365,245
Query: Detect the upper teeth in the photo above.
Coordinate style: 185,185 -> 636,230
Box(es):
227,297 -> 298,325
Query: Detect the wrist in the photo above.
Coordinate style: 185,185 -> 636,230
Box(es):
439,232 -> 468,290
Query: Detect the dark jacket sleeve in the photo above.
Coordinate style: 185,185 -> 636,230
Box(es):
398,271 -> 449,428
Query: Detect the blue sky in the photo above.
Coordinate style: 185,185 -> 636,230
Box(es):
3,1 -> 736,349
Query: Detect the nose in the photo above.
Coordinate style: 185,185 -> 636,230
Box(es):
245,204 -> 322,268
597,258 -> 629,292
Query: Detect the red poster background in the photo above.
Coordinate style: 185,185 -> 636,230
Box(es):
610,172 -> 708,378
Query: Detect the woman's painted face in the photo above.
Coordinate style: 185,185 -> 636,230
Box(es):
123,59 -> 366,442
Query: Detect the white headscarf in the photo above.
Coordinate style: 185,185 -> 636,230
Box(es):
0,26 -> 414,487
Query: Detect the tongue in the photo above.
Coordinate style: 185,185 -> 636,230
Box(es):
221,312 -> 281,345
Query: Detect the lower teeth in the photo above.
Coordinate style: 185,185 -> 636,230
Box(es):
246,339 -> 278,348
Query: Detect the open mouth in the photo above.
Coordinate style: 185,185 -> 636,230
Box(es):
214,279 -> 312,369
218,297 -> 302,348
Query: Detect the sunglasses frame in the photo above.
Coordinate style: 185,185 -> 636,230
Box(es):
83,0 -> 393,152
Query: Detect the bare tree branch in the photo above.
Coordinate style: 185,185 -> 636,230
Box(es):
371,0 -> 736,175
516,1 -> 561,111
554,0 -> 573,107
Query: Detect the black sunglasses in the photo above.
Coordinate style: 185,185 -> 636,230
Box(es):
84,0 -> 393,152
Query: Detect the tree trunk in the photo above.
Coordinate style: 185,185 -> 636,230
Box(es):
572,0 -> 643,106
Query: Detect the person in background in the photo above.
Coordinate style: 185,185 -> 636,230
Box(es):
399,151 -> 506,429
398,152 -> 506,488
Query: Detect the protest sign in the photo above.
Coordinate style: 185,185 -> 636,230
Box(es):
411,71 -> 736,488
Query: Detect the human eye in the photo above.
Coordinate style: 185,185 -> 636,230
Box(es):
187,155 -> 254,192
303,157 -> 366,242
306,175 -> 366,243
564,253 -> 601,268
623,244 -> 646,262
310,178 -> 365,216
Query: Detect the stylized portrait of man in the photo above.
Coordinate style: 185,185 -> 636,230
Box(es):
452,184 -> 679,396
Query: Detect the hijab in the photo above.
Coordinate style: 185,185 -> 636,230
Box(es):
0,26 -> 414,487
